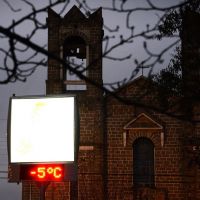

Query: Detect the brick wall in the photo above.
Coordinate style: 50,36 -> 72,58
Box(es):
22,6 -> 200,200
105,79 -> 197,200
22,6 -> 104,200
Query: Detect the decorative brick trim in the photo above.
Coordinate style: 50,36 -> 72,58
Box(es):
124,113 -> 163,130
126,130 -> 161,148
60,31 -> 90,45
79,146 -> 94,151
123,113 -> 164,147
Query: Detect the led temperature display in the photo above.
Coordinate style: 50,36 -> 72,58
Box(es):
30,166 -> 62,180
20,164 -> 64,181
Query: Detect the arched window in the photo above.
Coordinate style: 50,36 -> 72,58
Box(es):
63,36 -> 88,90
133,137 -> 155,187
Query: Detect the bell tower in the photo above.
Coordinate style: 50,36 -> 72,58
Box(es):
46,5 -> 103,93
45,6 -> 105,200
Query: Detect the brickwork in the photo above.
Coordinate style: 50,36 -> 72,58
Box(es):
105,80 -> 198,199
22,6 -> 200,200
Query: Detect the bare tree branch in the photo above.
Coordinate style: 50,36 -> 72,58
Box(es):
3,0 -> 21,12
0,0 -> 197,122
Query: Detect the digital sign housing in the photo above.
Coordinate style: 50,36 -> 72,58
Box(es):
8,95 -> 78,164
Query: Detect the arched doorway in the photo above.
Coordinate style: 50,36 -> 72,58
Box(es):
133,137 -> 155,187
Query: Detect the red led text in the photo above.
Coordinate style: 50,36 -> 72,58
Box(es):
29,165 -> 63,181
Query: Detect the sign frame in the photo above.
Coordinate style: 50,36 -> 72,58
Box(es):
7,95 -> 79,165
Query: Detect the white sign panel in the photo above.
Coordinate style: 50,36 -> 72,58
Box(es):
9,96 -> 75,163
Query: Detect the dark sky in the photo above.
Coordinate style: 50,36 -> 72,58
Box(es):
0,0 -> 181,199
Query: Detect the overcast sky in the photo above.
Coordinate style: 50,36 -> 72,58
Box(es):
0,0 -> 182,199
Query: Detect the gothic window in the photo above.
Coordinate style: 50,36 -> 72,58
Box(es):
63,36 -> 88,90
133,137 -> 155,187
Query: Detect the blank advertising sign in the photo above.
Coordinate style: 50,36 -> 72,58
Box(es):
8,96 -> 76,164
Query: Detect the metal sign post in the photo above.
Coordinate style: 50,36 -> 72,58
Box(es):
37,182 -> 50,200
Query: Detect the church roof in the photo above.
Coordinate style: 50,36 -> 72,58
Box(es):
113,75 -> 152,95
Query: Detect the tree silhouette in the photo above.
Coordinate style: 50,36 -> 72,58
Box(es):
2,1 -> 200,196
153,0 -> 200,115
0,0 -> 195,118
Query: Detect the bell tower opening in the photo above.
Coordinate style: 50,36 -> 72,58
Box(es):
46,6 -> 103,94
63,36 -> 88,91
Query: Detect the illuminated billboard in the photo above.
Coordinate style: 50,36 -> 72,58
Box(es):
8,95 -> 78,164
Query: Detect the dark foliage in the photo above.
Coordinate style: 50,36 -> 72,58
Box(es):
154,0 -> 200,110
152,46 -> 182,109
158,0 -> 200,38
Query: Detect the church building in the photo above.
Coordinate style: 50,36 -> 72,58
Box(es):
19,6 -> 200,200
